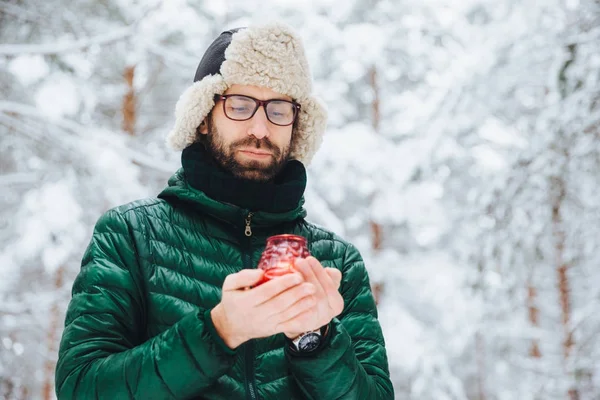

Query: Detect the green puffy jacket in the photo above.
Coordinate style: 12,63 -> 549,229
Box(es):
55,170 -> 394,399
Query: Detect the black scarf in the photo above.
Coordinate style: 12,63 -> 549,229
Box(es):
181,142 -> 307,213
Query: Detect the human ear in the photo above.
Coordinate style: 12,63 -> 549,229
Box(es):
198,118 -> 209,135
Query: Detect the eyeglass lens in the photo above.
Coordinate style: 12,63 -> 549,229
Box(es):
224,95 -> 295,125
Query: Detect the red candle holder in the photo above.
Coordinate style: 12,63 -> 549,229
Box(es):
256,234 -> 310,285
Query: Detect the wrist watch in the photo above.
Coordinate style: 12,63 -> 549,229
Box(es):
290,325 -> 328,353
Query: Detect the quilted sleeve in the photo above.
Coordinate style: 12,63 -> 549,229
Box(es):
285,243 -> 394,399
55,209 -> 236,400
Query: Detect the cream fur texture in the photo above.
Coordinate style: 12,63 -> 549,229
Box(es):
165,22 -> 327,165
166,74 -> 228,150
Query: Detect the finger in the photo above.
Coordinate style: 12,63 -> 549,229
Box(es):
310,261 -> 337,294
325,268 -> 342,289
331,294 -> 345,316
259,282 -> 315,313
308,258 -> 335,290
309,261 -> 343,313
295,258 -> 325,295
306,257 -> 339,296
275,308 -> 319,334
223,269 -> 264,291
250,272 -> 304,305
270,290 -> 317,324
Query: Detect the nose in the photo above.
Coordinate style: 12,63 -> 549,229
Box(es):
247,106 -> 270,139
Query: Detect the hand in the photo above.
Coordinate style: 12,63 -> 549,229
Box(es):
211,269 -> 318,349
283,257 -> 344,339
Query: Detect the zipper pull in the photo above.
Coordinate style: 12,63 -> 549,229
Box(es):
244,212 -> 254,237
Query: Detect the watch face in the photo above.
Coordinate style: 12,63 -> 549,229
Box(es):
298,332 -> 321,352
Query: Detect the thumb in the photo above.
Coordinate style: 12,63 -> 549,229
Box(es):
223,269 -> 265,291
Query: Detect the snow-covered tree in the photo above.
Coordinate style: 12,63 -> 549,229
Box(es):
1,0 -> 598,398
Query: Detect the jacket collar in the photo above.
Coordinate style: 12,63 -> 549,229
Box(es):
157,143 -> 307,229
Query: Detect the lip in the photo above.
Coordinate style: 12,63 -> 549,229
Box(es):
238,149 -> 272,158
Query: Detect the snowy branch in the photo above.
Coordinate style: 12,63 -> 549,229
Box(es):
304,186 -> 346,236
0,1 -> 42,22
0,112 -> 74,154
0,173 -> 40,187
0,101 -> 177,173
141,40 -> 198,69
0,27 -> 134,56
0,302 -> 30,315
564,26 -> 600,46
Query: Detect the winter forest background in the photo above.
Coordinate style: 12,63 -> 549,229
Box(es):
0,0 -> 599,399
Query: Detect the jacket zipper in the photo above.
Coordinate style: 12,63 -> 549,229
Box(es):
245,212 -> 254,237
242,211 -> 259,400
244,341 -> 258,400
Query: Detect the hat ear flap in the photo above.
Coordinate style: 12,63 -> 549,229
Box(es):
166,74 -> 228,150
290,96 -> 327,165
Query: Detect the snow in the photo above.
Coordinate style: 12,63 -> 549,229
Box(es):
202,0 -> 228,17
478,117 -> 527,148
35,75 -> 80,119
471,144 -> 507,171
8,55 -> 49,85
12,342 -> 24,356
341,24 -> 386,66
0,253 -> 18,293
0,27 -> 133,56
304,186 -> 346,236
61,54 -> 94,79
2,0 -> 599,398
15,180 -> 83,273
379,302 -> 425,371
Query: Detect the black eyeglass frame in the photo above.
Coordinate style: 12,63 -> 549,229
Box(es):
213,94 -> 301,126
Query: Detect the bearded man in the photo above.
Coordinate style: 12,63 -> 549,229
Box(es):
56,22 -> 394,400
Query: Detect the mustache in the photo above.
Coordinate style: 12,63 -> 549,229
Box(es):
232,137 -> 280,157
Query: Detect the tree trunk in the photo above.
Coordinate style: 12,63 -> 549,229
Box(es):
371,282 -> 384,306
553,42 -> 579,399
1,379 -> 14,399
475,331 -> 487,400
368,65 -> 383,306
42,266 -> 65,400
370,221 -> 383,251
368,64 -> 383,252
368,65 -> 380,133
123,65 -> 136,135
551,175 -> 578,400
526,281 -> 542,358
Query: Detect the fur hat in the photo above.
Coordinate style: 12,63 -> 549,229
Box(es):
166,22 -> 328,165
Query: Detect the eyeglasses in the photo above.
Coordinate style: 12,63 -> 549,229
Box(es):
214,94 -> 301,126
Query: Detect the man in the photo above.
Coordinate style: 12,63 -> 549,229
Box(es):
55,22 -> 394,399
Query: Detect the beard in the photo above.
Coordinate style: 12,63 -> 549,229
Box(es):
204,123 -> 291,183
